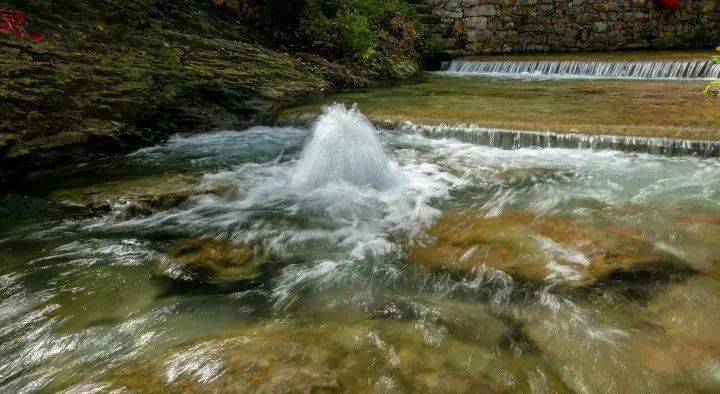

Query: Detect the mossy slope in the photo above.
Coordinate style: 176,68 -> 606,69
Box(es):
0,0 -> 420,184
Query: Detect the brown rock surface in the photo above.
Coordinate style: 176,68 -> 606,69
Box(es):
409,211 -> 692,286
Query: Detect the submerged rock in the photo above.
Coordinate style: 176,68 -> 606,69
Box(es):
107,319 -> 500,393
520,276 -> 720,392
49,173 -> 215,215
519,301 -> 685,392
369,295 -> 511,348
660,213 -> 720,277
167,239 -> 270,285
494,167 -> 575,188
409,211 -> 693,287
647,277 -> 720,392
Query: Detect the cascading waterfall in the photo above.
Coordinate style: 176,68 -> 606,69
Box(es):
439,59 -> 720,80
293,103 -> 400,189
396,123 -> 720,157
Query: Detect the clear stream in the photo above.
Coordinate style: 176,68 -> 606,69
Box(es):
1,53 -> 720,393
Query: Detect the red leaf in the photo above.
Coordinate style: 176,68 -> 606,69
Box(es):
10,11 -> 25,25
659,0 -> 679,9
0,10 -> 44,43
10,23 -> 22,39
0,18 -> 11,32
28,32 -> 44,42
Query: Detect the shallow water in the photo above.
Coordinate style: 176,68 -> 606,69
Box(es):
281,74 -> 719,141
2,101 -> 720,392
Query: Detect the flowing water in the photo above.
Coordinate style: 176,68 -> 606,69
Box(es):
438,50 -> 720,80
281,73 -> 719,142
2,53 -> 720,393
440,59 -> 720,80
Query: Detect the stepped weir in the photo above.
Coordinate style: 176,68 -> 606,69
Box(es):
439,59 -> 720,80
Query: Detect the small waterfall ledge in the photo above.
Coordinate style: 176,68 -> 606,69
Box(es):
438,59 -> 720,80
396,123 -> 720,157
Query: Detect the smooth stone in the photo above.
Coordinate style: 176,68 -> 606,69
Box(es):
647,277 -> 720,392
167,239 -> 270,285
49,173 -> 215,215
409,211 -> 693,287
107,319 -> 499,393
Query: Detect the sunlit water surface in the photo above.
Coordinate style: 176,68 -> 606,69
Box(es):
1,104 -> 720,392
281,73 -> 720,141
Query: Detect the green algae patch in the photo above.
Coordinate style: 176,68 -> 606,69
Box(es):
280,73 -> 720,141
167,239 -> 270,285
409,211 -> 694,288
48,173 -> 208,214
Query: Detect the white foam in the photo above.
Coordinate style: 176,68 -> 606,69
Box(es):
438,59 -> 720,80
293,104 -> 400,189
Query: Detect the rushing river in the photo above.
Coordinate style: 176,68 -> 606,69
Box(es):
2,54 -> 720,393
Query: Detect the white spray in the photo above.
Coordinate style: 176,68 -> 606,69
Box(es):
292,104 -> 400,189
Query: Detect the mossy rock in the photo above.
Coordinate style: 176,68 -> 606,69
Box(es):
705,80 -> 720,96
106,319 -> 501,393
409,211 -> 693,287
48,173 -> 214,214
167,238 -> 270,285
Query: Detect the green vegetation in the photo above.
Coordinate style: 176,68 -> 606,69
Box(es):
705,46 -> 720,95
264,0 -> 437,62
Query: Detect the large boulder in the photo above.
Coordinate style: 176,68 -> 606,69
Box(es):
409,211 -> 693,287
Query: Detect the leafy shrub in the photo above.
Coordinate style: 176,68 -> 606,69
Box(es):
418,30 -> 442,59
265,0 -> 422,60
337,9 -> 377,59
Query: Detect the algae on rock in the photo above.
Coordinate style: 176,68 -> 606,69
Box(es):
409,211 -> 693,288
167,238 -> 270,285
48,173 -> 211,214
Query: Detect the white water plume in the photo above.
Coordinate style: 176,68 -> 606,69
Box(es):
82,105 -> 462,262
293,104 -> 400,189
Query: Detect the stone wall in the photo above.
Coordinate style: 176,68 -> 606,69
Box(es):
423,0 -> 720,55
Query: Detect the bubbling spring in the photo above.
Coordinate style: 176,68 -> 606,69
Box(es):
293,104 -> 400,189
81,103 -> 458,262
439,59 -> 720,80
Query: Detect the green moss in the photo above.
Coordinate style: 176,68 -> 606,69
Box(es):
0,0 -> 421,184
48,172 -> 208,214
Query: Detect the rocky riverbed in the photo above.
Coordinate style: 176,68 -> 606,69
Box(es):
1,106 -> 720,392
